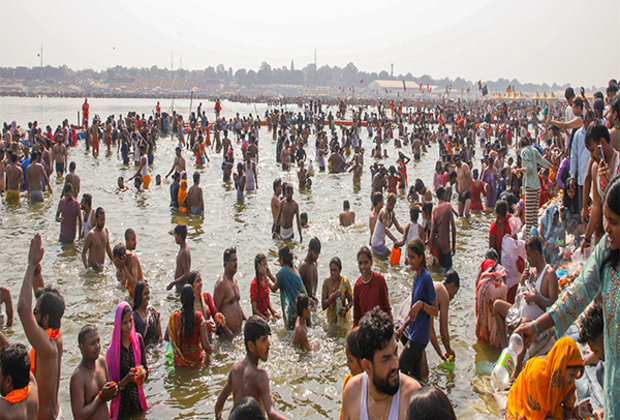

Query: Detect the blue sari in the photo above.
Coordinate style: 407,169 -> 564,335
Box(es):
277,266 -> 310,329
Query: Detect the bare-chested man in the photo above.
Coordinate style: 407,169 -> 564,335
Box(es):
69,325 -> 117,420
64,162 -> 80,198
167,224 -> 191,292
276,185 -> 302,243
412,136 -> 422,160
51,140 -> 67,178
454,154 -> 472,217
25,151 -> 52,203
214,316 -> 288,420
90,120 -> 100,155
165,147 -> 186,178
299,237 -> 321,302
18,234 -> 65,420
5,153 -> 23,203
371,166 -> 387,198
187,172 -> 204,215
82,208 -> 113,269
0,343 -> 39,420
214,247 -> 246,337
340,200 -> 356,227
271,179 -> 282,239
113,243 -> 144,297
348,154 -> 363,187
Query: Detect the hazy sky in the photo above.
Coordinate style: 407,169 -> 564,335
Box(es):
1,0 -> 617,88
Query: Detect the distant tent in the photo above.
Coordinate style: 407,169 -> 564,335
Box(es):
548,92 -> 557,99
533,92 -> 540,99
541,92 -> 548,99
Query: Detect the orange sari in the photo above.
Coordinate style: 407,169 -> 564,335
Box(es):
506,337 -> 584,420
178,180 -> 189,212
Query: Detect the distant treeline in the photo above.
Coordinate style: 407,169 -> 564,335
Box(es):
0,62 -> 587,94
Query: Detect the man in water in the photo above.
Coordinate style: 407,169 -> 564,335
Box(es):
56,184 -> 82,243
69,325 -> 117,420
113,243 -> 144,297
454,154 -> 472,217
166,224 -> 191,292
428,187 -> 456,270
299,237 -> 321,303
129,146 -> 150,189
51,139 -> 67,178
82,207 -> 113,269
271,179 -> 282,239
214,316 -> 288,420
165,147 -> 186,178
187,172 -> 204,215
5,153 -> 23,203
340,200 -> 356,226
369,193 -> 383,245
342,308 -> 421,420
64,162 -> 80,198
18,233 -> 66,420
0,343 -> 39,420
371,193 -> 403,255
276,185 -> 302,243
214,248 -> 246,338
25,151 -> 52,203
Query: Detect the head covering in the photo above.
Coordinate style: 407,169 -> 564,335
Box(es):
106,302 -> 148,420
507,337 -> 584,420
178,180 -> 188,212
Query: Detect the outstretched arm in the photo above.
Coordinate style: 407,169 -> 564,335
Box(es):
214,371 -> 233,420
0,287 -> 13,327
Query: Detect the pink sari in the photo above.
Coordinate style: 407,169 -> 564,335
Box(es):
475,263 -> 508,348
106,302 -> 148,420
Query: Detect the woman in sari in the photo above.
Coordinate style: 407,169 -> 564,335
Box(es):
517,175 -> 620,419
475,249 -> 507,348
321,256 -> 353,325
178,176 -> 189,212
506,337 -> 587,420
269,246 -> 309,329
167,285 -> 212,367
187,271 -> 227,337
106,302 -> 148,420
132,281 -> 162,348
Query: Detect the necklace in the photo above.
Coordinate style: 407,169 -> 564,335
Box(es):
367,385 -> 390,420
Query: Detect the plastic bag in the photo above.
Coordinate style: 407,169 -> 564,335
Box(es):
501,236 -> 526,289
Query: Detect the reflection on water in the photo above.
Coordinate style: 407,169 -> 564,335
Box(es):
0,97 -> 502,419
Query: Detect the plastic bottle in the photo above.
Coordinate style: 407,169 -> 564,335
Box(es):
491,333 -> 524,391
336,296 -> 343,314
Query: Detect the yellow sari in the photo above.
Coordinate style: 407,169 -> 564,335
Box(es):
506,337 -> 584,420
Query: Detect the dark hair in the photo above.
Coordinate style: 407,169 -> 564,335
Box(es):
278,245 -> 294,267
357,308 -> 394,362
472,168 -> 479,180
564,87 -> 575,100
372,193 -> 383,207
525,235 -> 543,255
193,171 -> 200,183
0,344 -> 31,390
34,285 -> 65,329
254,254 -> 266,288
407,238 -> 427,269
562,178 -> 580,214
406,387 -> 457,420
329,256 -> 342,271
410,206 -> 420,222
601,175 -> 620,274
422,202 -> 433,215
309,237 -> 321,254
81,193 -> 92,207
69,161 -> 76,171
444,269 -> 460,289
586,120 -> 611,146
495,200 -> 508,218
223,247 -> 237,266
174,224 -> 187,239
244,315 -> 271,352
572,97 -> 584,110
112,242 -> 126,258
485,248 -> 499,262
295,294 -> 310,317
95,207 -> 105,219
180,285 -> 196,339
343,200 -> 350,210
124,228 -> 136,241
356,246 -> 373,262
414,178 -> 425,192
436,186 -> 446,201
77,324 -> 98,346
132,282 -> 148,310
345,327 -> 362,360
578,303 -> 604,345
229,396 -> 266,420
187,271 -> 199,286
273,178 -> 281,192
63,183 -> 73,195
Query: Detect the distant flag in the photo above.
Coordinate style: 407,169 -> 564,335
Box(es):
419,84 -> 423,92
482,85 -> 488,96
467,87 -> 470,93
359,79 -> 364,83
506,85 -> 511,93
427,84 -> 430,92
461,88 -> 464,95
478,80 -> 482,90
403,80 -> 407,91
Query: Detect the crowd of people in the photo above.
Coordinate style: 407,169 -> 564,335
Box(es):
0,81 -> 619,420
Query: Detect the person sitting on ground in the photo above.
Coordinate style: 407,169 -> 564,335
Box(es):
132,282 -> 162,348
339,200 -> 355,227
70,325 -> 117,420
214,316 -> 289,420
560,178 -> 583,238
0,343 -> 39,420
406,387 -> 457,420
166,285 -> 212,367
578,303 -> 604,388
532,203 -> 565,265
506,337 -> 592,420
293,294 -> 314,351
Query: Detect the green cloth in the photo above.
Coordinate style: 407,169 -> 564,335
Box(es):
520,145 -> 550,190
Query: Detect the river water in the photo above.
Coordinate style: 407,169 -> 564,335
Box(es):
0,97 -> 502,419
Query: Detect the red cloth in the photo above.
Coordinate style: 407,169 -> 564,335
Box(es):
250,277 -> 271,318
201,292 -> 218,321
441,172 -> 450,186
471,180 -> 486,211
489,214 -> 512,259
353,272 -> 391,326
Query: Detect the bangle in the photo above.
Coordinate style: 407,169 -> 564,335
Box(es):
97,391 -> 103,402
584,237 -> 591,243
533,322 -> 540,338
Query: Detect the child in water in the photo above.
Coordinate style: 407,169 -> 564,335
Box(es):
293,294 -> 314,351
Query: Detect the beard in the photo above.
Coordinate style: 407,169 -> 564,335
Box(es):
372,369 -> 400,396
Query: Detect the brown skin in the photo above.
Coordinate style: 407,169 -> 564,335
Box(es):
369,199 -> 383,244
82,212 -> 112,269
5,160 -> 23,191
114,250 -> 144,293
455,157 -> 472,217
340,208 -> 356,227
341,337 -> 421,420
214,334 -> 288,420
166,233 -> 191,290
276,188 -> 302,243
0,372 -> 39,420
429,281 -> 458,360
17,234 -> 62,420
252,262 -> 280,320
293,305 -> 314,351
25,161 -> 52,201
298,249 -> 319,302
213,252 -> 246,337
321,263 -> 353,323
187,181 -> 204,213
69,331 -> 117,420
0,287 -> 13,327
51,142 -> 67,175
65,170 -> 80,198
